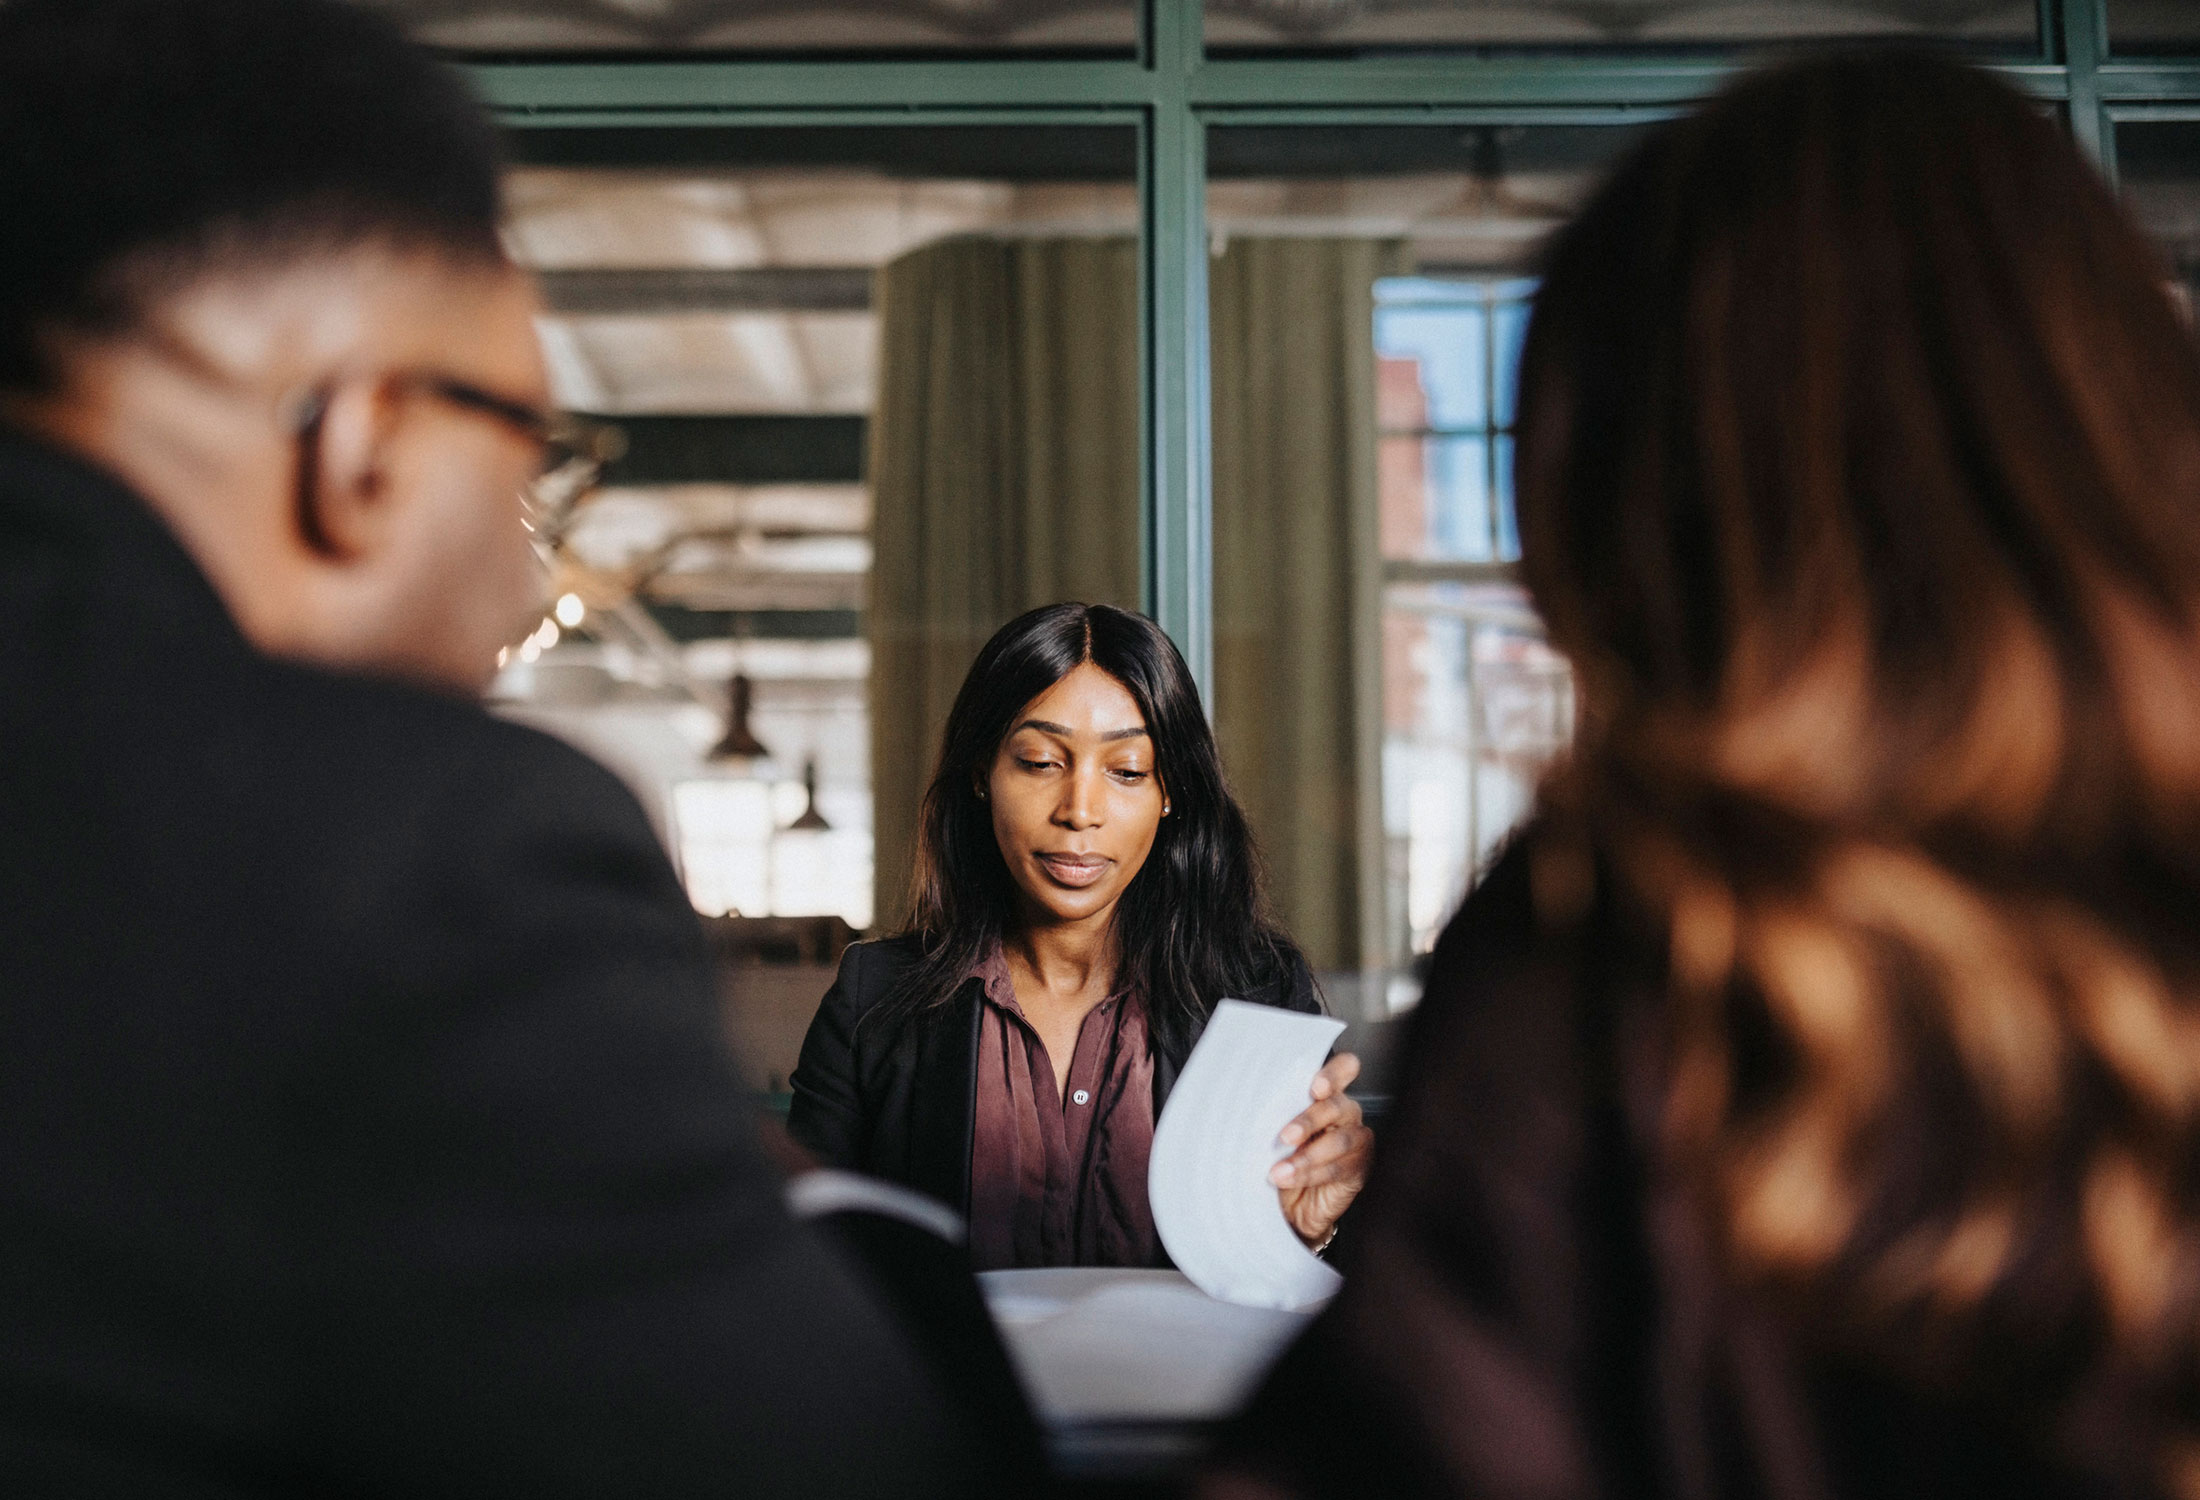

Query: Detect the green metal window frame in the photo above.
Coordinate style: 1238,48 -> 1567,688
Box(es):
466,0 -> 2200,699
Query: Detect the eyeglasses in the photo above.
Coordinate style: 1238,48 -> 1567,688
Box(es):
291,373 -> 626,556
128,320 -> 624,561
400,376 -> 626,550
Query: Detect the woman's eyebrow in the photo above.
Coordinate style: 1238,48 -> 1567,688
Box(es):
1010,718 -> 1150,742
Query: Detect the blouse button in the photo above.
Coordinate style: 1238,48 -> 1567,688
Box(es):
1072,1089 -> 1091,1106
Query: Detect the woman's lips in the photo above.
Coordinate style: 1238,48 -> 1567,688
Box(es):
1036,853 -> 1110,888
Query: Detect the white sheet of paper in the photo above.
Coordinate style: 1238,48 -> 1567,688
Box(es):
1147,999 -> 1347,1311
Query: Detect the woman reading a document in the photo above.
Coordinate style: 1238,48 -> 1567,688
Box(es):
789,603 -> 1372,1269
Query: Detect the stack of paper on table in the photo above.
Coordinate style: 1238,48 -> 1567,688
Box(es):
980,1267 -> 1314,1426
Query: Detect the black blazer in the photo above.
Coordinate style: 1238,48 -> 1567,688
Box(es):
787,934 -> 1323,1216
0,431 -> 1003,1499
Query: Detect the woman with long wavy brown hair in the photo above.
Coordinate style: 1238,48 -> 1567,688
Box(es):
1210,48 -> 2200,1500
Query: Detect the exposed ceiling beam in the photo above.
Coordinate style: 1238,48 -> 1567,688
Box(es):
537,267 -> 875,315
504,123 -> 1139,180
647,605 -> 864,643
593,415 -> 867,485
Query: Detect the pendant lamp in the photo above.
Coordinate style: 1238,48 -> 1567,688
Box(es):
709,673 -> 771,761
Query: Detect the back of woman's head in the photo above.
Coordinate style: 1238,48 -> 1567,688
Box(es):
1518,48 -> 2200,1482
892,603 -> 1300,1059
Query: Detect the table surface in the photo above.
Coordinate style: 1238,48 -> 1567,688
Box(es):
979,1266 -> 1324,1480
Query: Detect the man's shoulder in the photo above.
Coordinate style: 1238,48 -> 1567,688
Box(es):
265,661 -> 645,826
0,427 -> 653,868
216,659 -> 679,944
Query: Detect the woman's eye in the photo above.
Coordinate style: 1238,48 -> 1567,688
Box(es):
1018,758 -> 1055,772
1112,769 -> 1149,784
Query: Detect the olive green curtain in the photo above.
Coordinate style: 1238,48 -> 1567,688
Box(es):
868,236 -> 1144,932
1210,239 -> 1394,976
867,234 -> 1393,973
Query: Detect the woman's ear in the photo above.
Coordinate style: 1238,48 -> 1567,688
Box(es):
295,376 -> 400,562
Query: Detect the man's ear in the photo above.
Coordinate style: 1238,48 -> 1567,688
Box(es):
295,377 -> 401,561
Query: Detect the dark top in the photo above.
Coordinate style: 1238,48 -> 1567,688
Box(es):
0,431 -> 1002,1499
788,934 -> 1323,1247
1211,837 -> 2127,1500
965,944 -> 1157,1270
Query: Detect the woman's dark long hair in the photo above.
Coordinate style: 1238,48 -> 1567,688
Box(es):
1517,49 -> 2200,1488
880,603 -> 1306,1061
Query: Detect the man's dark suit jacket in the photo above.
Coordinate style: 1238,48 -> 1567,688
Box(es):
786,934 -> 1322,1217
0,431 -> 997,1497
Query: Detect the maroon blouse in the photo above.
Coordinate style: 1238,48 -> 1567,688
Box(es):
965,945 -> 1160,1271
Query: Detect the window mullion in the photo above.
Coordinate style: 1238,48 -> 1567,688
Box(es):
1143,0 -> 1214,702
2064,0 -> 2112,167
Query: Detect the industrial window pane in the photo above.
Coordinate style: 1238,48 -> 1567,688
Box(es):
1494,434 -> 1519,556
1381,442 -> 1487,563
1493,298 -> 1531,428
1206,0 -> 2036,55
1375,275 -> 1532,562
357,0 -> 1139,53
1375,291 -> 1488,429
2109,1 -> 2200,55
1383,589 -> 1573,954
1206,123 -> 1631,1059
1380,434 -> 1509,561
2119,121 -> 2200,312
490,124 -> 1138,1094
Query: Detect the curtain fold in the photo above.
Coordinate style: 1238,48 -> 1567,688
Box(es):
868,236 -> 1143,932
1210,239 -> 1396,975
867,233 -> 1394,973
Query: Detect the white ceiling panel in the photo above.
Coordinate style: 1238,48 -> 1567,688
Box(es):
505,170 -> 1105,273
361,0 -> 1138,51
567,485 -> 873,573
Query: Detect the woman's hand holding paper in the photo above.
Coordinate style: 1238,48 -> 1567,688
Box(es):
1269,1052 -> 1372,1247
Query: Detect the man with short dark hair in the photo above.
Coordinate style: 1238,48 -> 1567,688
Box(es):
0,2 -> 1006,1494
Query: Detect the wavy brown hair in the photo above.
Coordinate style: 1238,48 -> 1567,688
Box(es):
1517,50 -> 2200,1487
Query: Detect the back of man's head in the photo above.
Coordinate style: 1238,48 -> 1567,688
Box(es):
0,0 -> 545,694
0,0 -> 505,393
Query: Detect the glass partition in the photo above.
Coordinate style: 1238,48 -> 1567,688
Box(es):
2119,120 -> 2200,313
1204,123 -> 1633,1034
421,0 -> 2200,1099
2109,1 -> 2200,55
490,124 -> 1139,1090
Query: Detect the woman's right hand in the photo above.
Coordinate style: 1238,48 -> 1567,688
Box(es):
1269,1052 -> 1373,1248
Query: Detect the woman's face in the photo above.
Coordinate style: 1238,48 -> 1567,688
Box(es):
986,662 -> 1167,930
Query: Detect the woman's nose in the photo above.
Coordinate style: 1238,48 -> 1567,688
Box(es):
1054,767 -> 1101,828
